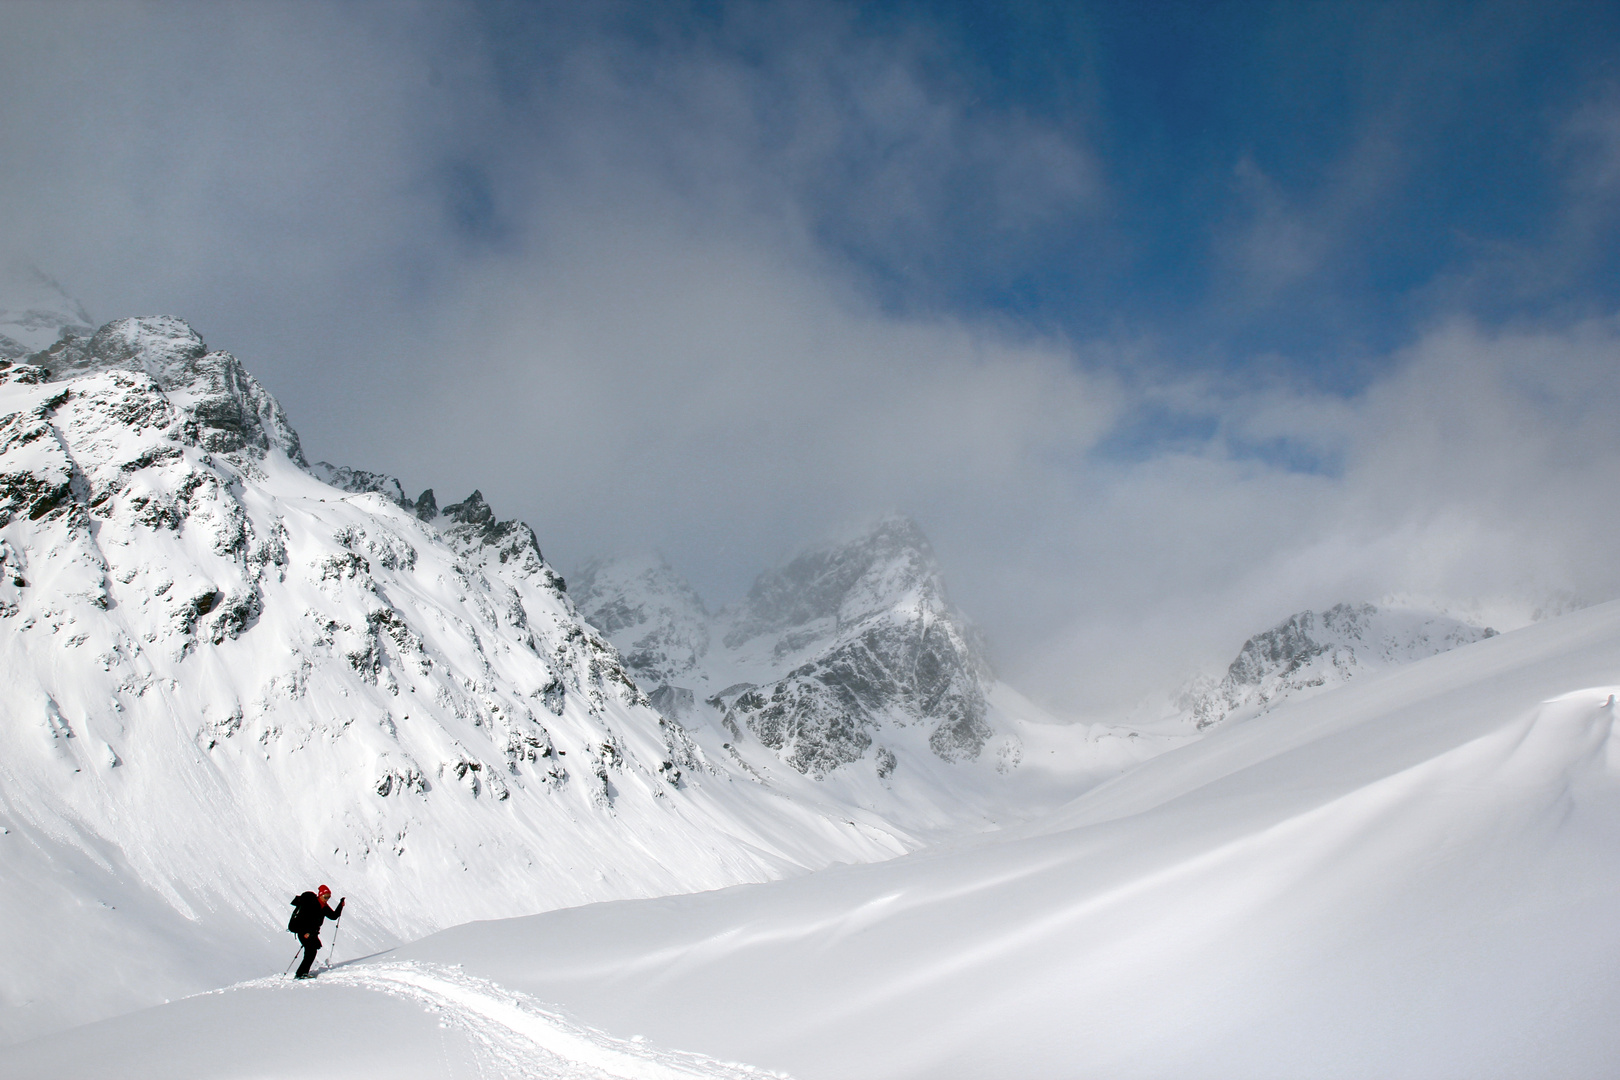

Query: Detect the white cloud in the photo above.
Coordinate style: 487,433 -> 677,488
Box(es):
1006,314 -> 1620,714
3,2 -> 1618,721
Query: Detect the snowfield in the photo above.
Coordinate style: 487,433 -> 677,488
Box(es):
9,598 -> 1620,1078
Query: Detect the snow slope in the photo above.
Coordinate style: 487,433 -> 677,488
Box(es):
0,316 -> 909,1042
13,599 -> 1618,1079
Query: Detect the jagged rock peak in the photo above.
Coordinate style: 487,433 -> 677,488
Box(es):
726,515 -> 946,648
414,488 -> 438,521
311,470 -> 550,579
443,490 -> 495,528
23,316 -> 306,466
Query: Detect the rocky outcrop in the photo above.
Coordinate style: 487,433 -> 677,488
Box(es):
315,466 -> 565,596
27,317 -> 305,465
1179,602 -> 1497,729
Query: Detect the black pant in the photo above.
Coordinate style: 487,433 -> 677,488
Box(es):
296,933 -> 321,977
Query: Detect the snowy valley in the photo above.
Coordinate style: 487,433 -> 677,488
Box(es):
0,287 -> 1608,1079
11,594 -> 1620,1079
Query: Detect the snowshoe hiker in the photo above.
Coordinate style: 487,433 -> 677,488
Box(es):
288,884 -> 345,978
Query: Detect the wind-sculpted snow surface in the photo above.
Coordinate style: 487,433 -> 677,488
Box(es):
0,317 -> 908,1042
248,962 -> 787,1080
0,960 -> 791,1080
392,602 -> 1620,1079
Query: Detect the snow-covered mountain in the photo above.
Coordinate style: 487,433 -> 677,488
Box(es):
0,315 -> 913,1040
17,600 -> 1620,1080
716,518 -> 998,773
580,519 -> 999,778
1162,602 -> 1498,729
574,523 -> 1174,838
571,552 -> 711,694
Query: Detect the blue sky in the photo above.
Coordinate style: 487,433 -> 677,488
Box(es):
3,1 -> 1620,710
457,0 -> 1620,390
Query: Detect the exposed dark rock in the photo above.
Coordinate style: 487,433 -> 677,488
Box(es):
443,490 -> 495,530
31,317 -> 305,466
311,462 -> 413,509
0,360 -> 49,385
208,591 -> 263,643
414,488 -> 437,521
1180,602 -> 1499,729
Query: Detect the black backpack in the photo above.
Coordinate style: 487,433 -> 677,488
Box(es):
287,891 -> 322,935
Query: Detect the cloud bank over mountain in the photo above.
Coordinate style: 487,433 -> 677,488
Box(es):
3,1 -> 1618,714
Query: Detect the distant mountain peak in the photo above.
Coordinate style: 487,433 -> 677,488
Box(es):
579,518 -> 999,781
1177,601 -> 1497,729
725,514 -> 946,650
0,265 -> 94,357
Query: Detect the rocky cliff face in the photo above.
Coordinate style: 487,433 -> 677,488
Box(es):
1176,602 -> 1498,729
718,518 -> 994,777
579,518 -> 999,781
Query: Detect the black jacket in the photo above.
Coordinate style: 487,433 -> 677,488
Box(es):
288,891 -> 344,936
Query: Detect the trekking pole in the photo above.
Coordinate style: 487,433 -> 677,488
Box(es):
325,915 -> 342,972
283,944 -> 303,977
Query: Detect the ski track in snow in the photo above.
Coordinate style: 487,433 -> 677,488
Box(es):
233,961 -> 788,1080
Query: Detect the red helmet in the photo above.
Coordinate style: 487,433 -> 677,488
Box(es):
317,884 -> 331,899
